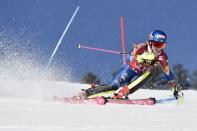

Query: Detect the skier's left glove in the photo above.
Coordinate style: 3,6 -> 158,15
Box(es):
112,85 -> 130,99
168,81 -> 182,99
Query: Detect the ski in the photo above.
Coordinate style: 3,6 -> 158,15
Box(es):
54,96 -> 105,105
106,97 -> 156,105
156,94 -> 184,105
54,96 -> 156,105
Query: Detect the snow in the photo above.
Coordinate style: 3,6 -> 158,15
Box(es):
0,80 -> 197,131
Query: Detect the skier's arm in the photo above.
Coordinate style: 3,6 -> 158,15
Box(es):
159,57 -> 182,99
125,43 -> 148,63
158,54 -> 178,89
132,43 -> 147,58
158,54 -> 173,81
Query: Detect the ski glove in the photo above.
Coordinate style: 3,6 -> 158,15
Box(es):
112,85 -> 130,99
172,87 -> 183,99
136,52 -> 155,67
168,81 -> 182,99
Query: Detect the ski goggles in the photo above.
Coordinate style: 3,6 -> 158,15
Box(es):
152,41 -> 166,49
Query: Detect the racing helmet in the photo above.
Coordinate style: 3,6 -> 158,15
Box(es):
148,30 -> 167,43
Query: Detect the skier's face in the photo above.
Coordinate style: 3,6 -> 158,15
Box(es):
152,41 -> 166,49
151,41 -> 166,54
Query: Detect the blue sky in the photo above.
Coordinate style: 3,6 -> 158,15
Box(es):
0,0 -> 196,82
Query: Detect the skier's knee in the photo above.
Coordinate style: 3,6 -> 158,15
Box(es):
110,82 -> 119,90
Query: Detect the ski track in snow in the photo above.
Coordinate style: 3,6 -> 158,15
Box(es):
0,80 -> 197,131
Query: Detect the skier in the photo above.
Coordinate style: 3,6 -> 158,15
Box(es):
81,30 -> 182,99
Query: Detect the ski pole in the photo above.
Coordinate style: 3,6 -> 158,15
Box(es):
46,6 -> 80,70
77,44 -> 129,55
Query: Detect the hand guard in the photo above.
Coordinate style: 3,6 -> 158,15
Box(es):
136,52 -> 155,67
112,85 -> 130,99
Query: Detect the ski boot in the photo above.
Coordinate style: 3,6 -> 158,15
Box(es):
72,90 -> 87,100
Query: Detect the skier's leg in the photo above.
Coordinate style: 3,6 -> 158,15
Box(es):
85,65 -> 134,97
128,71 -> 152,94
85,65 -> 139,97
112,71 -> 152,99
85,84 -> 114,97
110,64 -> 139,89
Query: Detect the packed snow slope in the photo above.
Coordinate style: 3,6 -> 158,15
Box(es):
0,80 -> 197,131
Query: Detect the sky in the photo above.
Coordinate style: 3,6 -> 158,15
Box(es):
0,0 -> 197,82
